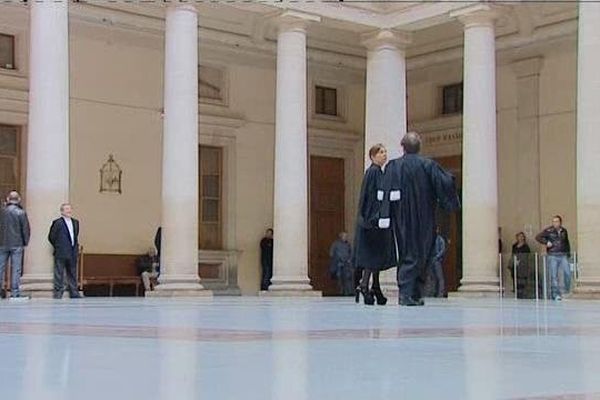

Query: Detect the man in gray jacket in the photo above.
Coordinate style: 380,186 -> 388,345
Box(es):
0,191 -> 31,299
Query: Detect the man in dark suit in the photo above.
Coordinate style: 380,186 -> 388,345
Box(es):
48,203 -> 81,299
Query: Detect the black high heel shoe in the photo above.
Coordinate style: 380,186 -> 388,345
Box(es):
359,287 -> 375,306
354,287 -> 361,304
372,287 -> 388,306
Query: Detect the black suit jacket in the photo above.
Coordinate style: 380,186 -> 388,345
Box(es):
48,217 -> 80,259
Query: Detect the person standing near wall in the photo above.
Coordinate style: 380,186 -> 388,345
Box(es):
0,191 -> 31,300
535,215 -> 571,301
328,232 -> 354,296
260,229 -> 274,291
48,203 -> 82,299
430,226 -> 447,298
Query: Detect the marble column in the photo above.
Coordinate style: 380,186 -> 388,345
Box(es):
149,4 -> 209,297
265,11 -> 321,296
452,5 -> 501,295
361,29 -> 411,294
21,1 -> 70,297
574,3 -> 600,298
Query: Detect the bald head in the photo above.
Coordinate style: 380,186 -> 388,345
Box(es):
7,191 -> 21,205
401,132 -> 422,154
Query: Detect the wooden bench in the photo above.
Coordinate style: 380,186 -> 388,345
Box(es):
80,253 -> 142,296
0,248 -> 142,297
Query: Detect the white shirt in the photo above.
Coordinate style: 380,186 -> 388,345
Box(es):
63,217 -> 75,246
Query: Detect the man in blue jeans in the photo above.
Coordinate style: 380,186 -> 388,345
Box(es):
0,191 -> 31,300
431,227 -> 447,298
536,215 -> 571,301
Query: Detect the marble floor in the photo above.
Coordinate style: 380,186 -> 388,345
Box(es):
1,297 -> 600,400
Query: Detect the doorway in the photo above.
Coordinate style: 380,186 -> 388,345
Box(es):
434,155 -> 462,293
309,156 -> 346,296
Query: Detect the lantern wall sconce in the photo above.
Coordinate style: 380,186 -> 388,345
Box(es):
99,154 -> 122,194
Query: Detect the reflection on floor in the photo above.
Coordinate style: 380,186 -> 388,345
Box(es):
1,297 -> 600,400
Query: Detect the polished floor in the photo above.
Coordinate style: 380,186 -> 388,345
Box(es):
1,297 -> 600,400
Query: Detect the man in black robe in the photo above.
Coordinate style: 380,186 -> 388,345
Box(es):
385,132 -> 460,306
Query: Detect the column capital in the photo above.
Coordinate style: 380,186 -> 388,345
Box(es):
274,10 -> 321,34
361,29 -> 412,51
450,4 -> 507,28
512,57 -> 544,78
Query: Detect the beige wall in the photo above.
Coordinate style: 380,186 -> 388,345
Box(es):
66,22 -> 365,295
69,25 -> 164,255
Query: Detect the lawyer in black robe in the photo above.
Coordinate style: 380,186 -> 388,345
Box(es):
353,144 -> 397,305
385,132 -> 460,306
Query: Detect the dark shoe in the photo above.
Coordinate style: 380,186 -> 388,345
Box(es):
354,287 -> 360,304
372,288 -> 388,306
360,287 -> 375,306
399,297 -> 424,307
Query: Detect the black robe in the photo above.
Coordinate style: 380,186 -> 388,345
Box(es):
385,154 -> 460,294
353,164 -> 396,272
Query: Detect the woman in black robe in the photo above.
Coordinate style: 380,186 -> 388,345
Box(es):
510,232 -> 532,298
353,144 -> 397,305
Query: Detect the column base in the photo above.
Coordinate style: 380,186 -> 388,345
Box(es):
259,289 -> 322,297
261,277 -> 321,297
20,274 -> 54,298
451,279 -> 501,298
571,279 -> 600,299
145,274 -> 212,298
145,288 -> 213,298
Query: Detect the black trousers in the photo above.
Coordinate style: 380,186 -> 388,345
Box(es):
397,256 -> 424,300
261,262 -> 273,291
53,256 -> 79,298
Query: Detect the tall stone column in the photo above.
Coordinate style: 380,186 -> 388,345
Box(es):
452,5 -> 501,295
266,11 -> 321,296
21,1 -> 70,297
149,4 -> 208,297
574,3 -> 600,298
361,29 -> 411,294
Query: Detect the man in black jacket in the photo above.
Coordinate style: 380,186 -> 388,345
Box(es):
536,215 -> 571,301
260,229 -> 273,291
0,191 -> 31,299
48,203 -> 81,299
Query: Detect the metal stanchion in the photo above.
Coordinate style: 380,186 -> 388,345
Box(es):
542,255 -> 548,301
513,255 -> 518,300
574,251 -> 579,285
499,253 -> 503,299
534,253 -> 540,302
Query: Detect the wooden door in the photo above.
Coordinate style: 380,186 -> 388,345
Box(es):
434,155 -> 462,293
309,156 -> 345,296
